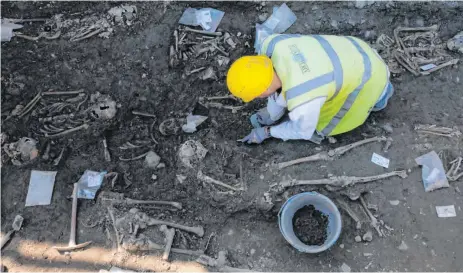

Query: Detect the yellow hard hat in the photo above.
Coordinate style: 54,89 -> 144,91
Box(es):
226,55 -> 274,103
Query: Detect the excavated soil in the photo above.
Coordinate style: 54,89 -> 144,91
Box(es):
1,1 -> 463,272
293,205 -> 328,246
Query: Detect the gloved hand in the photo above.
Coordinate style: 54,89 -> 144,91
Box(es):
238,127 -> 271,144
250,108 -> 273,128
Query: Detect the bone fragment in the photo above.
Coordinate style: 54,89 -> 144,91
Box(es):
447,157 -> 463,182
174,30 -> 179,52
132,111 -> 157,118
359,195 -> 383,237
42,142 -> 51,160
45,124 -> 89,138
271,170 -> 407,189
202,102 -> 245,113
336,198 -> 362,230
415,124 -> 462,138
42,90 -> 85,96
18,92 -> 42,119
107,206 -> 122,252
197,171 -> 243,192
103,137 -> 111,162
53,147 -> 66,166
277,136 -> 388,169
122,235 -> 204,256
184,27 -> 222,36
159,225 -> 175,261
420,59 -> 459,75
118,151 -> 149,162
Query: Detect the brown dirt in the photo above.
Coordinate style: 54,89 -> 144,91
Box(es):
293,205 -> 328,246
1,1 -> 463,272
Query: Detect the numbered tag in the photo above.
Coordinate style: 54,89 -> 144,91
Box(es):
371,153 -> 390,168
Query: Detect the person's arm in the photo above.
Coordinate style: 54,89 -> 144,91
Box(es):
266,93 -> 286,122
269,97 -> 326,141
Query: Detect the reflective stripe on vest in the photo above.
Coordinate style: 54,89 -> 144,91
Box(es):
312,35 -> 343,101
264,34 -> 301,57
321,37 -> 372,136
265,35 -> 343,104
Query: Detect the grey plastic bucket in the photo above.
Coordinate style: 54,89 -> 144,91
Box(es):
278,192 -> 342,253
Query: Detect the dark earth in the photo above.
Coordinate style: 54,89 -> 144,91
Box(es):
293,205 -> 329,246
1,1 -> 463,272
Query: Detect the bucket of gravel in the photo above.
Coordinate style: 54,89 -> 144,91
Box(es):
278,192 -> 342,253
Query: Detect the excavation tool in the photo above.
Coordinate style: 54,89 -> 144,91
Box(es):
0,215 -> 24,249
53,183 -> 92,251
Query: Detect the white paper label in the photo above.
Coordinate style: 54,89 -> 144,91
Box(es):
420,63 -> 437,71
87,175 -> 101,187
371,153 -> 390,168
436,205 -> 456,218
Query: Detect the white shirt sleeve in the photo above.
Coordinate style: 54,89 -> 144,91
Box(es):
270,97 -> 326,141
266,93 -> 286,121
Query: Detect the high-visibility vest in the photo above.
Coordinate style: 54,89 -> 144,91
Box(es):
259,34 -> 389,136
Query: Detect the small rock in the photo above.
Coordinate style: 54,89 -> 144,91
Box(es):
330,20 -> 338,29
340,262 -> 351,272
355,0 -> 367,9
156,162 -> 166,169
389,200 -> 400,206
362,231 -> 373,242
151,174 -> 157,180
355,235 -> 362,242
237,32 -> 242,37
363,253 -> 373,257
258,13 -> 268,22
398,240 -> 408,251
364,30 -> 376,39
259,174 -> 264,180
381,123 -> 393,133
327,136 -> 337,144
145,151 -> 161,169
250,249 -> 256,255
339,244 -> 344,249
415,17 -> 425,27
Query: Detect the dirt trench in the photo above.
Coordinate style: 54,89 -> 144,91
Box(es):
1,1 -> 462,272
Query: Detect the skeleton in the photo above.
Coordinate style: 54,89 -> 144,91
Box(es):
390,25 -> 459,76
415,124 -> 462,138
277,136 -> 388,169
271,170 -> 407,190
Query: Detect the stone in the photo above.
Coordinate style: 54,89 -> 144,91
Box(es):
362,231 -> 373,242
327,136 -> 337,144
258,13 -> 268,22
415,17 -> 425,27
389,200 -> 400,206
176,174 -> 186,184
340,263 -> 351,272
151,174 -> 157,180
330,20 -> 338,29
145,151 -> 161,169
381,123 -> 394,133
339,244 -> 344,249
355,235 -> 362,242
398,240 -> 408,251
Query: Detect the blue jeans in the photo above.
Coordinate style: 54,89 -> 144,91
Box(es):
372,82 -> 394,112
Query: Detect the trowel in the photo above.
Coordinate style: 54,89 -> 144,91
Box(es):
0,215 -> 24,249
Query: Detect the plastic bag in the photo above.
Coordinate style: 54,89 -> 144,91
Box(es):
415,151 -> 449,192
1,21 -> 23,42
181,114 -> 208,133
254,3 -> 297,52
254,23 -> 273,53
179,8 -> 224,32
76,170 -> 107,199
